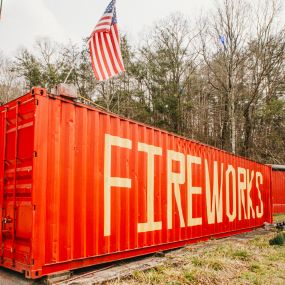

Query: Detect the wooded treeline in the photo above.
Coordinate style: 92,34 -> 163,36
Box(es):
1,0 -> 285,164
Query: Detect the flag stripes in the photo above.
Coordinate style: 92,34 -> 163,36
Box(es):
88,0 -> 125,81
94,13 -> 113,32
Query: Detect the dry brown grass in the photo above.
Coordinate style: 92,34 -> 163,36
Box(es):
110,215 -> 285,285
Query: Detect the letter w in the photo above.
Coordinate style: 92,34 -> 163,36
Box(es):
205,160 -> 223,224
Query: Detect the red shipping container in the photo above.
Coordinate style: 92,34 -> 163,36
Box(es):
271,166 -> 285,214
0,88 -> 272,279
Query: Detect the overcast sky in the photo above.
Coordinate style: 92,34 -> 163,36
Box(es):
0,0 -> 215,56
0,0 -> 284,57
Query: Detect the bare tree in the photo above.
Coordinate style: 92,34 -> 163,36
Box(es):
199,0 -> 250,153
0,52 -> 22,105
139,13 -> 199,133
241,0 -> 285,156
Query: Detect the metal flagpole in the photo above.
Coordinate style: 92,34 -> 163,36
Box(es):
63,66 -> 75,84
63,52 -> 80,84
0,0 -> 3,20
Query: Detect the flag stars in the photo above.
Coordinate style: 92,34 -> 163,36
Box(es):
89,0 -> 125,81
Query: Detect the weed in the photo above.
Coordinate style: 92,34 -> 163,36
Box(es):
110,228 -> 285,285
184,271 -> 196,283
147,269 -> 163,283
154,265 -> 165,274
274,214 -> 285,223
209,260 -> 223,271
240,271 -> 262,285
214,244 -> 233,256
250,236 -> 269,248
231,249 -> 250,261
191,256 -> 204,267
249,263 -> 261,273
132,270 -> 142,280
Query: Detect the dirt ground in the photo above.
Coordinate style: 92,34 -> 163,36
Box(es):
110,214 -> 285,285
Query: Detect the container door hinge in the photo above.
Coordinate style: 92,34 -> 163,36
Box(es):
2,216 -> 13,224
35,99 -> 39,106
33,151 -> 38,158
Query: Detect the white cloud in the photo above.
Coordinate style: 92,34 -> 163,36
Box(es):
0,0 -> 68,56
0,0 -> 284,57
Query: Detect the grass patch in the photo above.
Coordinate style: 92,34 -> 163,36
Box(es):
212,243 -> 233,256
248,263 -> 266,275
130,268 -> 164,284
184,271 -> 197,283
145,269 -> 163,283
191,256 -> 224,271
208,260 -> 223,271
249,263 -> 261,273
240,271 -> 263,285
274,214 -> 285,223
111,229 -> 285,285
191,256 -> 205,267
231,249 -> 250,261
250,236 -> 270,248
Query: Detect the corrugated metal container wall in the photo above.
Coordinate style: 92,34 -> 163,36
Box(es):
0,88 -> 272,279
272,170 -> 285,214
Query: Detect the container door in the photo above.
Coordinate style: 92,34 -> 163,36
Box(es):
0,98 -> 35,269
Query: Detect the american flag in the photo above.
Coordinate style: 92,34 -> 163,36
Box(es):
88,0 -> 125,81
